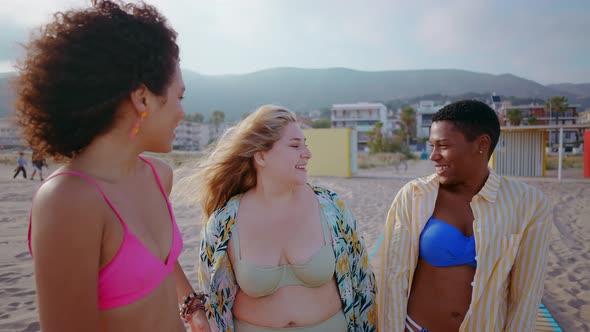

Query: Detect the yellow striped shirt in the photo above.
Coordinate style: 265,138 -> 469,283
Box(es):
377,170 -> 552,331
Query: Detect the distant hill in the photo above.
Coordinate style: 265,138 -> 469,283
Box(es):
546,83 -> 590,110
0,67 -> 585,119
547,83 -> 590,98
0,73 -> 15,118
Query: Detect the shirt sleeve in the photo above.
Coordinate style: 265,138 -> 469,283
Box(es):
377,184 -> 414,332
504,190 -> 552,331
335,194 -> 378,332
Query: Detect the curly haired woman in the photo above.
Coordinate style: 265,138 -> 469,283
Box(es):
17,1 -> 202,331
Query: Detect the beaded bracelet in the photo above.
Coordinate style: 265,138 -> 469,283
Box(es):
179,291 -> 207,323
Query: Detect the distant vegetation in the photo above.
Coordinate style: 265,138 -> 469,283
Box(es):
357,152 -> 408,169
546,155 -> 583,170
311,119 -> 331,128
184,112 -> 204,123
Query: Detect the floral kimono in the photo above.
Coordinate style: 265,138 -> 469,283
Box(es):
197,184 -> 377,332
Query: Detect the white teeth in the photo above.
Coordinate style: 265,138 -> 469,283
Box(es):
295,165 -> 306,169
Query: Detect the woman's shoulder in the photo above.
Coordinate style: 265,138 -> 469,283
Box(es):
307,183 -> 349,215
208,193 -> 243,225
307,183 -> 338,200
37,167 -> 106,205
140,154 -> 172,172
140,155 -> 173,191
32,169 -> 107,240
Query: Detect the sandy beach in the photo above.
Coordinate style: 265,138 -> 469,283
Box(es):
0,159 -> 588,331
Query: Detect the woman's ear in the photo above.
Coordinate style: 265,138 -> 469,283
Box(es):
129,85 -> 149,116
254,151 -> 266,167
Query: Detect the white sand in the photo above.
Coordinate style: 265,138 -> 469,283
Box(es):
0,160 -> 588,331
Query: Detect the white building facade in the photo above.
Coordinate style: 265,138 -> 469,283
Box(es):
415,100 -> 450,139
331,102 -> 388,148
0,117 -> 24,148
173,121 -> 209,150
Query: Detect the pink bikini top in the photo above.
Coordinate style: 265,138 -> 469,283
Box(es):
27,156 -> 183,310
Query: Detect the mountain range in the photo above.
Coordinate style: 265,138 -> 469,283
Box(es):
1,68 -> 588,120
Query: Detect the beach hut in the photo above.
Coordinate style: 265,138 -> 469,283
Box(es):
492,128 -> 546,177
493,124 -> 590,179
303,128 -> 357,177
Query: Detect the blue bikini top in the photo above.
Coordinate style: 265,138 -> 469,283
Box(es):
419,216 -> 477,268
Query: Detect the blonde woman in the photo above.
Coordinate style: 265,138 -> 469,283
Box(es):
188,105 -> 377,332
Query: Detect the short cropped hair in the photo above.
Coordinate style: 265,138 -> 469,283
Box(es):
432,100 -> 501,155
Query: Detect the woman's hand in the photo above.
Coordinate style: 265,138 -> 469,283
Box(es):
188,310 -> 211,332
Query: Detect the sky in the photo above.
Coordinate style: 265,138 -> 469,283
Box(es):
0,0 -> 588,84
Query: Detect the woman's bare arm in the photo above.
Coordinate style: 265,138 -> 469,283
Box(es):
31,178 -> 104,332
146,156 -> 211,332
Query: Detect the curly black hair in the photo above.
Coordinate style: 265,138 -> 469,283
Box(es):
15,0 -> 179,159
432,100 -> 500,155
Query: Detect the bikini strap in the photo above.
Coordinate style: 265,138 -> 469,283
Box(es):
138,156 -> 170,202
27,171 -> 128,255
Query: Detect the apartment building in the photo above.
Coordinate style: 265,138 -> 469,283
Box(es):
173,121 -> 209,150
0,117 -> 24,148
498,103 -> 581,146
415,100 -> 450,139
331,102 -> 388,148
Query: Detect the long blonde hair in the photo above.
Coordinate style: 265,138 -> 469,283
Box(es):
195,105 -> 297,219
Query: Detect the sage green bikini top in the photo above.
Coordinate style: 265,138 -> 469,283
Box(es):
231,209 -> 336,298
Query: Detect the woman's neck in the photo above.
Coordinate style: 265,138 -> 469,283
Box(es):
249,177 -> 303,208
68,130 -> 143,181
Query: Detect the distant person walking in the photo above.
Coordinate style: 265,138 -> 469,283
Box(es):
30,152 -> 48,181
13,152 -> 28,179
394,156 -> 408,172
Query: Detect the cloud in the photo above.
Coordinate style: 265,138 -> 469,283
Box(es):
0,0 -> 587,83
410,0 -> 590,83
0,20 -> 28,63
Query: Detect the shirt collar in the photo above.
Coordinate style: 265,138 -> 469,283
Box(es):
475,169 -> 501,203
419,169 -> 500,203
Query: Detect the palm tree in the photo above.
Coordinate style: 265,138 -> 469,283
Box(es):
369,121 -> 383,153
546,96 -> 568,125
184,112 -> 204,123
400,107 -> 416,145
546,96 -> 568,145
209,110 -> 225,135
506,109 -> 523,126
527,117 -> 539,125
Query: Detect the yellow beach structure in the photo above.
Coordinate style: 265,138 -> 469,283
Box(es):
303,128 -> 357,178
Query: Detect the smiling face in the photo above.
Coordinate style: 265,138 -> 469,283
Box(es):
257,122 -> 312,186
429,120 -> 486,186
141,64 -> 186,153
